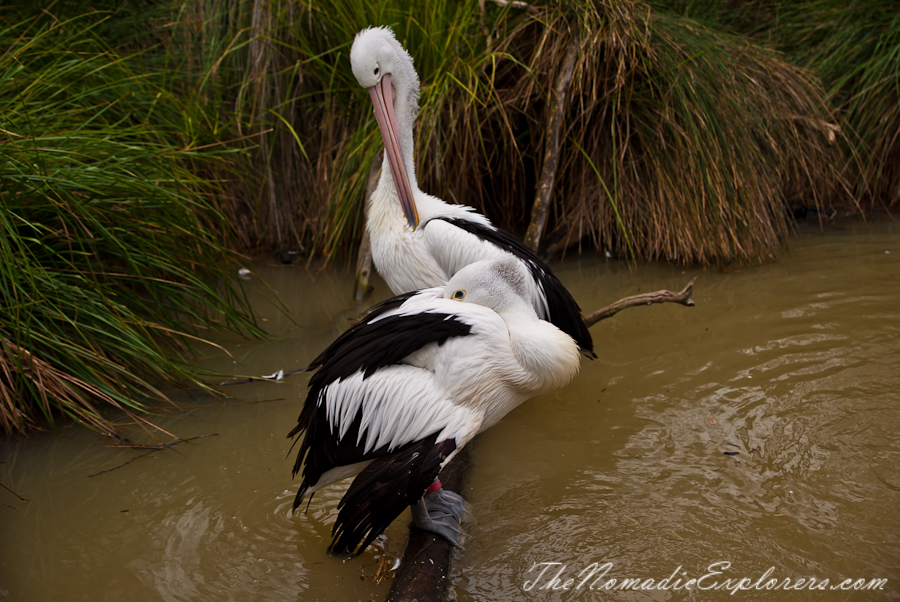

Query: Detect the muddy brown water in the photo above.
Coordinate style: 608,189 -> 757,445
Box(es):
1,219 -> 899,601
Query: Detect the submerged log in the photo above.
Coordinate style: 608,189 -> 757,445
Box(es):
524,36 -> 580,252
387,447 -> 470,602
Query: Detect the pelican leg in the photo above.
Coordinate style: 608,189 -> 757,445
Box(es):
411,488 -> 470,546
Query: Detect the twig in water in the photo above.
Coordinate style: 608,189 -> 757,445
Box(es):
1,502 -> 19,511
1,481 -> 29,501
173,397 -> 287,409
88,433 -> 218,477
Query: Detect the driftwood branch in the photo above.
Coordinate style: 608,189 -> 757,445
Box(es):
524,37 -> 580,252
355,228 -> 374,301
584,277 -> 697,327
355,154 -> 383,301
388,447 -> 470,602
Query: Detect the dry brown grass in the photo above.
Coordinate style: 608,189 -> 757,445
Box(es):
0,338 -> 127,438
487,3 -> 847,262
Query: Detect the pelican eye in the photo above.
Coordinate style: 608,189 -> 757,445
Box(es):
452,289 -> 466,301
373,64 -> 380,76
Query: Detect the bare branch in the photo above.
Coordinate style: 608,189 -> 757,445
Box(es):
525,37 -> 580,251
355,153 -> 382,301
585,278 -> 697,327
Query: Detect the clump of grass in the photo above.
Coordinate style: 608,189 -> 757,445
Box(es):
422,0 -> 847,262
545,2 -> 845,262
758,1 -> 900,208
0,10 -> 263,437
665,0 -> 900,208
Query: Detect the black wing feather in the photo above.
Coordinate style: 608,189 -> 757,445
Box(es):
329,435 -> 456,555
309,311 -> 471,385
304,290 -> 418,375
305,290 -> 471,382
428,216 -> 594,356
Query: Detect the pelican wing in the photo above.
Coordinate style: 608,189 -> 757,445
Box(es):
289,291 -> 479,506
305,289 -> 472,383
293,364 -> 480,554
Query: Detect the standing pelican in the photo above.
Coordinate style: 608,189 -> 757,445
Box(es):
289,257 -> 580,555
349,27 -> 594,356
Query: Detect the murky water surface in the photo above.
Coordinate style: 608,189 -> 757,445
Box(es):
2,219 -> 899,601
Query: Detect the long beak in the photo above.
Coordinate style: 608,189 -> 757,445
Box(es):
368,73 -> 419,229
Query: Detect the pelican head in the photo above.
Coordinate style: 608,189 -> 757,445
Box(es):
444,257 -> 534,317
351,27 -> 420,229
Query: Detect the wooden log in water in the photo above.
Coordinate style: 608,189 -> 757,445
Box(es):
388,446 -> 470,602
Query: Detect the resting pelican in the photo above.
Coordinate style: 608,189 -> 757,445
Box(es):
289,257 -> 581,555
349,27 -> 594,356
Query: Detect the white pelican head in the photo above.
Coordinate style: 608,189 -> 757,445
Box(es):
444,257 -> 535,317
350,27 -> 421,229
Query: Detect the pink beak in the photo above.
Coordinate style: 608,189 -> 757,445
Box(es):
368,73 -> 419,229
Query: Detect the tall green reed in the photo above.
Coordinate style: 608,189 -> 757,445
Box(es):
0,9 -> 264,437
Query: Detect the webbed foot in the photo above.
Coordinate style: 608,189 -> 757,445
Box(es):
411,486 -> 471,546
